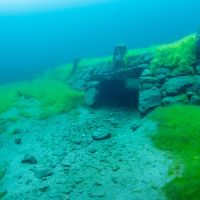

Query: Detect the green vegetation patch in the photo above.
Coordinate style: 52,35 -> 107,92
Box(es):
0,79 -> 84,119
18,79 -> 84,119
0,82 -> 26,114
151,35 -> 197,73
150,105 -> 200,200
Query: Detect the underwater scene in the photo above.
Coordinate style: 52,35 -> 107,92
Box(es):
1,0 -> 200,199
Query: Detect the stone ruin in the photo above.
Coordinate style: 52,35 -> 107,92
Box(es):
68,29 -> 200,115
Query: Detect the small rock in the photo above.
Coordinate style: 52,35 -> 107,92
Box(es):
130,120 -> 142,131
92,131 -> 111,141
112,164 -> 120,171
75,178 -> 83,184
72,138 -> 82,145
61,157 -> 74,167
88,147 -> 97,153
65,189 -> 72,194
39,185 -> 49,192
21,154 -> 38,164
34,168 -> 53,179
15,138 -> 21,144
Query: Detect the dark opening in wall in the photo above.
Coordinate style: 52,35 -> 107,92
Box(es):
97,79 -> 139,109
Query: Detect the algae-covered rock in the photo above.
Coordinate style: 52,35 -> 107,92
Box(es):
139,87 -> 162,114
162,95 -> 188,106
161,76 -> 195,96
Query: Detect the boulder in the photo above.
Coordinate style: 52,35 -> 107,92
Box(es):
162,76 -> 195,96
85,87 -> 99,106
162,95 -> 188,106
139,87 -> 162,114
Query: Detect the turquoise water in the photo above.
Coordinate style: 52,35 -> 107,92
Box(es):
1,1 -> 200,200
0,0 -> 200,83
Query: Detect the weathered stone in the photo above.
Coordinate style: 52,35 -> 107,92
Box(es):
34,168 -> 53,179
113,44 -> 127,69
38,185 -> 49,192
71,58 -> 81,75
162,76 -> 195,96
187,76 -> 200,92
196,28 -> 200,64
21,154 -> 38,164
139,87 -> 162,114
126,53 -> 152,68
92,131 -> 111,141
190,95 -> 200,105
162,95 -> 188,106
140,83 -> 155,90
152,67 -> 170,82
85,87 -> 99,106
86,81 -> 99,89
140,77 -> 159,84
141,68 -> 152,77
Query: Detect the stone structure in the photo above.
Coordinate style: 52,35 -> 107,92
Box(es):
69,30 -> 200,115
196,28 -> 200,64
113,44 -> 127,69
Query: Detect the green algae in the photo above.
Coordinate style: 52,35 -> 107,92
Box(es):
151,35 -> 197,73
0,79 -> 84,119
18,79 -> 84,119
151,105 -> 200,200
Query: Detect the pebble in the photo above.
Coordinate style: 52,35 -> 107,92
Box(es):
15,138 -> 21,144
88,147 -> 97,153
21,154 -> 38,164
92,131 -> 111,141
34,168 -> 53,179
39,185 -> 49,192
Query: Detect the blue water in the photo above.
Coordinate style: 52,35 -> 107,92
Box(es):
0,0 -> 200,83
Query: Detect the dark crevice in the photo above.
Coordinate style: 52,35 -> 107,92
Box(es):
96,79 -> 139,109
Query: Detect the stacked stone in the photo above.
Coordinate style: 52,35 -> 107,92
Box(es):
139,66 -> 200,115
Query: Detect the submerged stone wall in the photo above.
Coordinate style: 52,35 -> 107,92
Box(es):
68,30 -> 200,115
68,45 -> 153,107
139,67 -> 200,114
